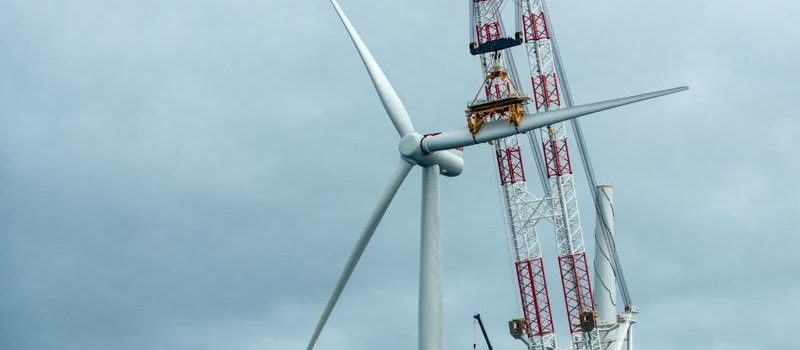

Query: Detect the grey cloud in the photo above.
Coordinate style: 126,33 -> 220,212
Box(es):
1,0 -> 798,349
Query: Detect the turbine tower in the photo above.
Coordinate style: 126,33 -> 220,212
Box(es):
304,2 -> 687,350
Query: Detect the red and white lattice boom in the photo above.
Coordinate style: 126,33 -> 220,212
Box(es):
468,0 -> 600,349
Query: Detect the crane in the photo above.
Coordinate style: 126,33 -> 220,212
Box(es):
467,1 -> 559,349
515,1 -> 638,349
515,1 -> 599,349
467,1 -> 638,349
473,314 -> 494,350
303,1 -> 684,350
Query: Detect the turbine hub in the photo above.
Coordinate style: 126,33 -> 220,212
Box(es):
399,132 -> 464,177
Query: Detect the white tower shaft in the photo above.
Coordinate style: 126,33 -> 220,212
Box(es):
593,185 -> 636,350
419,165 -> 443,350
593,185 -> 617,324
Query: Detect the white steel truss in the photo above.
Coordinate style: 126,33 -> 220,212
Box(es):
517,0 -> 600,349
470,1 -> 560,349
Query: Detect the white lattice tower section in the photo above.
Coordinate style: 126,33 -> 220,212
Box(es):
518,0 -> 599,349
469,1 -> 558,349
470,0 -> 503,73
494,134 -> 560,350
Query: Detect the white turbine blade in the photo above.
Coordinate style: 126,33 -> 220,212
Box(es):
422,86 -> 688,153
306,159 -> 414,350
329,0 -> 415,137
419,165 -> 443,350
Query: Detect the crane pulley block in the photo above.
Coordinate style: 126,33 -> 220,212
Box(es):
578,310 -> 597,332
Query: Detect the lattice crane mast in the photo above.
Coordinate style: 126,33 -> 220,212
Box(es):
467,1 -> 559,350
525,2 -> 638,349
466,1 -> 644,349
515,1 -> 601,349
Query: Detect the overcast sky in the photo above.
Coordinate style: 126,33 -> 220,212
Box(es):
1,0 -> 798,349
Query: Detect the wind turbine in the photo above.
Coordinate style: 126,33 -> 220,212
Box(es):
306,1 -> 688,350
